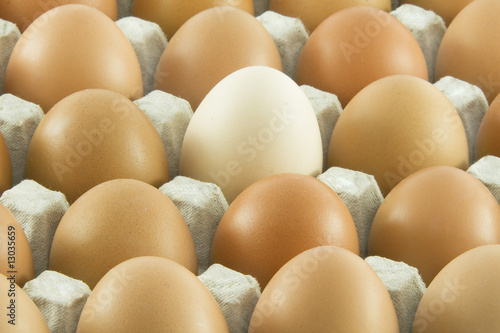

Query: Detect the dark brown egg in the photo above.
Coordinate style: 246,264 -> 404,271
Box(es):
475,93 -> 500,161
0,131 -> 12,196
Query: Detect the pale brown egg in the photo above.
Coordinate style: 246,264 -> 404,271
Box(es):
131,0 -> 254,40
269,0 -> 391,33
77,257 -> 229,332
0,203 -> 34,288
328,75 -> 469,196
368,166 -> 500,285
0,273 -> 50,332
3,5 -> 142,113
25,89 -> 169,204
49,179 -> 197,289
154,6 -> 282,111
249,246 -> 399,332
400,0 -> 475,26
413,245 -> 500,332
210,173 -> 359,288
434,0 -> 500,104
295,6 -> 428,107
0,0 -> 118,32
475,93 -> 500,161
0,131 -> 12,196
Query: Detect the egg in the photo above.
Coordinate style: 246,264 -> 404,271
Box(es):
154,6 -> 282,111
295,6 -> 428,107
368,166 -> 500,285
269,0 -> 391,33
49,178 -> 197,289
413,245 -> 500,332
179,66 -> 323,203
249,246 -> 399,332
475,93 -> 500,161
400,0 -> 475,26
0,273 -> 50,332
0,203 -> 34,288
0,131 -> 12,196
328,75 -> 469,196
25,89 -> 169,204
0,0 -> 117,32
77,256 -> 228,332
3,5 -> 143,113
434,0 -> 500,104
131,0 -> 254,40
210,173 -> 359,288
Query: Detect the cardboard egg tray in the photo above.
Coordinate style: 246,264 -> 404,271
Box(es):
1,0 -> 499,332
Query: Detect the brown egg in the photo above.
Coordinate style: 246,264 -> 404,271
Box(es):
0,273 -> 50,332
154,6 -> 282,111
249,246 -> 399,332
269,0 -> 391,33
400,0 -> 475,26
77,256 -> 229,332
368,166 -> 500,285
475,93 -> 500,161
210,173 -> 359,288
25,89 -> 169,204
0,203 -> 34,288
0,0 -> 118,32
0,131 -> 12,196
295,6 -> 428,108
328,75 -> 469,196
3,5 -> 143,113
413,245 -> 500,332
435,0 -> 500,104
131,0 -> 254,40
49,179 -> 197,289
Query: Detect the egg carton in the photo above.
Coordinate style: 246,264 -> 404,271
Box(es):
0,1 -> 497,333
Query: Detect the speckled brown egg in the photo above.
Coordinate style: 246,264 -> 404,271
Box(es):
475,93 -> 500,161
3,4 -> 142,113
269,0 -> 391,33
328,75 -> 469,196
0,131 -> 12,196
400,0 -> 475,26
154,6 -> 282,111
249,246 -> 399,332
131,0 -> 254,40
0,0 -> 117,32
77,257 -> 229,332
368,166 -> 500,285
434,0 -> 500,104
49,179 -> 197,289
295,6 -> 428,107
210,173 -> 359,288
0,203 -> 34,288
25,89 -> 169,204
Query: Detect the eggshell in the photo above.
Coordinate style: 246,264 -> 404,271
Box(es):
0,0 -> 118,32
25,89 -> 169,204
3,5 -> 143,113
0,202 -> 34,288
434,0 -> 500,104
131,0 -> 254,40
154,6 -> 282,111
368,166 -> 500,285
475,93 -> 500,161
179,66 -> 323,203
210,173 -> 359,288
400,0 -> 474,26
269,0 -> 391,33
77,256 -> 228,332
295,6 -> 428,107
49,179 -> 198,290
0,131 -> 12,196
249,246 -> 399,332
0,273 -> 50,332
328,75 -> 469,196
413,245 -> 500,332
